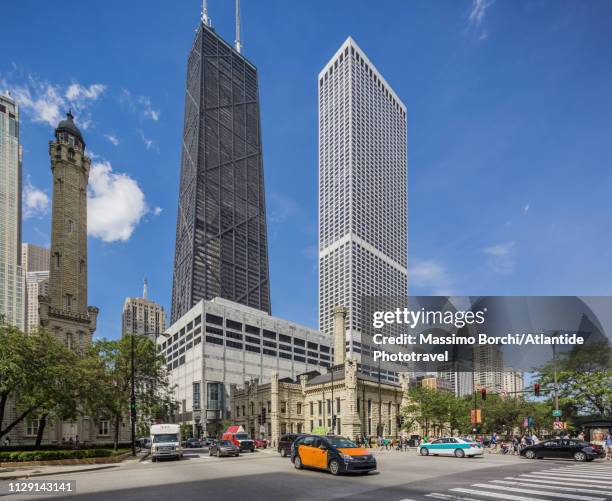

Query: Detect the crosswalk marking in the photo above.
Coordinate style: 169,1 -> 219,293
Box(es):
450,487 -> 543,500
469,483 -> 605,501
505,476 -> 612,491
426,494 -> 481,501
492,479 -> 612,496
530,472 -> 612,480
519,474 -> 612,486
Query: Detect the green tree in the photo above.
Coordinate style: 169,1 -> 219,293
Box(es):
82,336 -> 177,450
0,326 -> 82,443
535,340 -> 611,418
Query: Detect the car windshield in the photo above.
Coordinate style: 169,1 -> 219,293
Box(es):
220,441 -> 233,446
235,434 -> 250,440
153,434 -> 178,443
327,437 -> 358,448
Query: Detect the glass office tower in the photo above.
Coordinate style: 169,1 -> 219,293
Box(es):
171,22 -> 271,323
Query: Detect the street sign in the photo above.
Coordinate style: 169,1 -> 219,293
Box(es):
553,421 -> 566,430
552,410 -> 562,417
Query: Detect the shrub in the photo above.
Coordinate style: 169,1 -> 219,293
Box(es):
0,449 -> 129,462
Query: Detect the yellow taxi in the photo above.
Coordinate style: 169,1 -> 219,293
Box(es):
291,435 -> 376,475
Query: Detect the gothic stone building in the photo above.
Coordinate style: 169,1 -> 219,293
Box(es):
230,308 -> 421,445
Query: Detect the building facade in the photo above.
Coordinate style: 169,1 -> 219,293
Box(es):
230,309 -> 417,445
502,369 -> 525,397
0,94 -> 24,330
25,270 -> 49,333
38,112 -> 98,351
122,279 -> 166,343
171,16 -> 271,323
318,37 -> 408,379
158,297 -> 332,438
22,243 -> 50,273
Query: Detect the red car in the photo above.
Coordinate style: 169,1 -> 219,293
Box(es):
254,438 -> 267,449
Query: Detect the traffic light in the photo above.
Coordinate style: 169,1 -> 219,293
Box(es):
534,384 -> 540,397
257,414 -> 262,425
481,388 -> 487,401
261,408 -> 266,424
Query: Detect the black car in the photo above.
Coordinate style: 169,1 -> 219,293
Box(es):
520,439 -> 600,462
185,438 -> 202,448
291,435 -> 377,475
278,434 -> 300,457
209,439 -> 240,457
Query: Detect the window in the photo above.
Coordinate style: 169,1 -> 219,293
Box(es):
309,402 -> 313,416
25,417 -> 40,436
193,382 -> 201,410
281,401 -> 286,413
246,325 -> 261,335
336,398 -> 340,413
242,405 -> 245,416
206,313 -> 223,326
98,420 -> 110,436
226,319 -> 242,331
297,403 -> 302,415
318,401 -> 322,415
236,406 -> 240,418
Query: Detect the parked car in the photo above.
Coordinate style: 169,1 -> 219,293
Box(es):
136,437 -> 152,449
202,437 -> 216,447
254,438 -> 267,449
185,438 -> 202,448
520,439 -> 601,462
418,437 -> 484,458
278,434 -> 300,457
209,440 -> 240,457
291,435 -> 376,475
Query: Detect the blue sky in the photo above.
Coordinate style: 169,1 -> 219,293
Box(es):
2,0 -> 612,340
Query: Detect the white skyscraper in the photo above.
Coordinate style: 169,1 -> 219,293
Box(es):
122,279 -> 166,343
0,94 -> 24,330
318,37 -> 407,372
25,270 -> 49,333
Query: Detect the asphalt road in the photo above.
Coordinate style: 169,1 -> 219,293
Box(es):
2,448 -> 611,501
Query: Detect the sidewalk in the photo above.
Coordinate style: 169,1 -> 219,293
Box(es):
0,452 -> 147,481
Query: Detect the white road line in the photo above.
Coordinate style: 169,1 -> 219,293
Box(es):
450,487 -> 542,500
491,480 -> 612,496
537,471 -> 602,478
523,472 -> 612,482
426,494 -> 481,501
506,477 -> 612,490
519,474 -> 612,486
470,483 -> 605,501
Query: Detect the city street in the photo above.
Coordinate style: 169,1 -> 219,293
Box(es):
2,448 -> 611,500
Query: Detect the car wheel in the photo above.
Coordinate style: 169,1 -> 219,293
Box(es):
574,451 -> 587,462
525,450 -> 536,459
329,459 -> 341,475
294,455 -> 303,469
251,448 -> 255,453
420,447 -> 429,456
280,448 -> 287,457
454,449 -> 465,458
217,450 -> 221,457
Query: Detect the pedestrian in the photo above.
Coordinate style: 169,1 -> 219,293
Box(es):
3,436 -> 10,447
531,433 -> 539,445
577,431 -> 585,441
604,433 -> 612,461
75,435 -> 80,449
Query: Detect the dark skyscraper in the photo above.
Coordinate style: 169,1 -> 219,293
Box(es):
171,9 -> 271,323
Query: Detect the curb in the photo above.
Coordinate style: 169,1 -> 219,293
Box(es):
0,464 -> 118,481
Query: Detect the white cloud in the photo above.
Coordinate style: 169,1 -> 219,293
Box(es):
153,206 -> 162,216
87,161 -> 148,243
66,83 -> 106,102
120,88 -> 160,121
523,203 -> 530,213
1,76 -> 104,128
482,241 -> 516,274
137,129 -> 157,151
138,96 -> 160,121
23,178 -> 50,219
104,133 -> 120,146
468,0 -> 494,40
409,258 -> 455,295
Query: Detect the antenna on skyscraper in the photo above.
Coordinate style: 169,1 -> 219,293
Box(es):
201,0 -> 211,27
235,0 -> 242,53
143,278 -> 148,300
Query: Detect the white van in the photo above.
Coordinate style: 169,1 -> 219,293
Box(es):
150,424 -> 183,461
